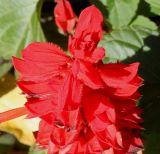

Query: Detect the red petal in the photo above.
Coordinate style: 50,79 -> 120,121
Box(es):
25,98 -> 56,117
82,91 -> 115,122
37,120 -> 53,145
100,63 -> 140,85
99,63 -> 141,97
48,108 -> 82,147
74,5 -> 103,39
73,60 -> 103,89
57,73 -> 83,110
17,81 -> 52,95
21,42 -> 68,63
91,47 -> 105,63
13,42 -> 69,81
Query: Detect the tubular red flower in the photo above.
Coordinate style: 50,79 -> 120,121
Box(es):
54,0 -> 76,33
0,5 -> 143,154
0,107 -> 28,123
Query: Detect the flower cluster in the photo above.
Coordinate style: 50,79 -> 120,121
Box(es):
0,6 -> 143,154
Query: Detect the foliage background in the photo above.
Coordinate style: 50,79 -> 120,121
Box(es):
0,0 -> 160,153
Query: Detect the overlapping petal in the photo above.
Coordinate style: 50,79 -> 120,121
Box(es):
13,42 -> 70,81
99,62 -> 143,97
72,60 -> 103,89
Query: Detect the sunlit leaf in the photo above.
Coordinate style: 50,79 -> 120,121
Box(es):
144,0 -> 160,15
0,60 -> 12,77
100,16 -> 158,61
107,0 -> 140,28
0,0 -> 46,60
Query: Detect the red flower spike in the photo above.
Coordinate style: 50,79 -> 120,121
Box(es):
0,5 -> 143,154
54,0 -> 76,33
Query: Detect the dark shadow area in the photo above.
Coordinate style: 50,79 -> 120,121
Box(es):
0,73 -> 16,97
0,132 -> 29,154
41,0 -> 68,50
124,35 -> 160,154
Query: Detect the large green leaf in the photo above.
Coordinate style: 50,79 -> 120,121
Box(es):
0,60 -> 12,77
107,0 -> 140,28
100,16 -> 158,61
89,0 -> 140,28
0,0 -> 46,60
144,0 -> 160,15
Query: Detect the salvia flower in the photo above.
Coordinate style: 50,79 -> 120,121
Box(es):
0,5 -> 143,154
54,0 -> 76,33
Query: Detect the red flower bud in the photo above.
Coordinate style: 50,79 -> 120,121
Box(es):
54,0 -> 76,33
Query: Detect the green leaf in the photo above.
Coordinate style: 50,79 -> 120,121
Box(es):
131,15 -> 158,38
107,0 -> 140,28
144,0 -> 160,15
100,0 -> 109,6
0,0 -> 46,60
0,133 -> 16,145
29,145 -> 47,154
0,60 -> 12,77
0,133 -> 16,154
100,27 -> 142,61
131,15 -> 157,30
100,16 -> 158,61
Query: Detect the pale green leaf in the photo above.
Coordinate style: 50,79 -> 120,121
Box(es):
100,27 -> 143,61
107,0 -> 140,28
0,0 -> 46,60
0,60 -> 12,77
131,15 -> 159,38
131,15 -> 157,30
145,0 -> 160,15
100,22 -> 157,61
99,0 -> 108,6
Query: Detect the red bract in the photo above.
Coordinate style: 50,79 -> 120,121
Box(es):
54,0 -> 76,33
0,5 -> 143,154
